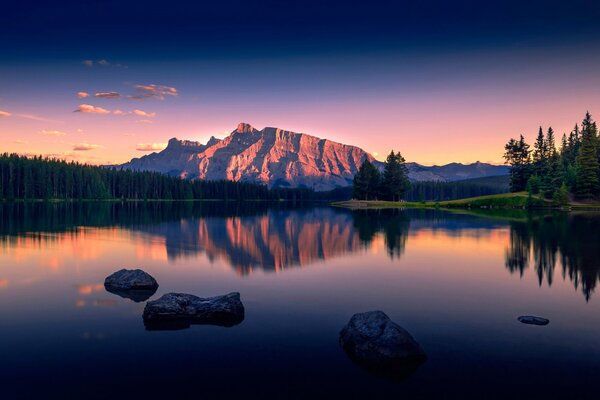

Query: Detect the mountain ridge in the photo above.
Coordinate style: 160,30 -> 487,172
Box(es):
120,123 -> 508,190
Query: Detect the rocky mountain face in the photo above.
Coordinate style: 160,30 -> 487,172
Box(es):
120,123 -> 508,190
121,123 -> 376,191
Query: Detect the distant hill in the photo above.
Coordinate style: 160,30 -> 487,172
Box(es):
120,123 -> 509,191
406,162 -> 509,182
452,175 -> 510,191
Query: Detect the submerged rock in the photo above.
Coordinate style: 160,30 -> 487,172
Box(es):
518,315 -> 550,326
104,269 -> 159,302
143,292 -> 245,330
339,311 -> 426,379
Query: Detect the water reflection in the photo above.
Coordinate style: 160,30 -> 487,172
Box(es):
1,203 -> 600,299
505,213 -> 600,300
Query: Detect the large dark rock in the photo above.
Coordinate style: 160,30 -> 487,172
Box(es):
340,311 -> 426,380
518,315 -> 550,326
104,269 -> 159,302
143,292 -> 245,330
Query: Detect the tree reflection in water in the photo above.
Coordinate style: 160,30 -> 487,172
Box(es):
505,213 -> 600,301
351,209 -> 410,259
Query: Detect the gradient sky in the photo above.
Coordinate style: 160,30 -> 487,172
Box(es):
2,0 -> 600,165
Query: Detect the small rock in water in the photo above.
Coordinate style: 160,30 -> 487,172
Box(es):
104,269 -> 159,302
339,311 -> 426,380
518,315 -> 550,326
143,292 -> 245,330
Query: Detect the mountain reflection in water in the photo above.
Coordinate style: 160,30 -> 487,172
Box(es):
1,202 -> 600,299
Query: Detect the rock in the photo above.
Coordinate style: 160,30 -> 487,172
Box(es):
143,292 -> 245,330
518,315 -> 550,326
104,269 -> 159,302
339,311 -> 426,372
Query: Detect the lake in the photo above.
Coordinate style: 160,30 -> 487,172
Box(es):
1,202 -> 599,399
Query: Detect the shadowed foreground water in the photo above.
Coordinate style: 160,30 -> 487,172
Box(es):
1,202 -> 599,399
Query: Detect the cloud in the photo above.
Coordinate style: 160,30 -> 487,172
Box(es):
136,143 -> 167,151
136,119 -> 154,124
74,105 -> 155,118
133,109 -> 156,118
82,59 -> 127,68
0,110 -> 11,117
129,84 -> 177,100
77,91 -> 90,98
16,113 -> 62,123
74,104 -> 110,114
14,140 -> 28,144
76,128 -> 84,133
41,130 -> 67,136
94,91 -> 121,99
73,143 -> 102,151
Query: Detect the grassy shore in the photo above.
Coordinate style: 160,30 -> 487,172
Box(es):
332,192 -> 600,210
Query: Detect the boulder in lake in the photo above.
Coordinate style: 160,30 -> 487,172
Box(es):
104,269 -> 158,302
143,292 -> 245,330
340,311 -> 426,380
518,315 -> 549,326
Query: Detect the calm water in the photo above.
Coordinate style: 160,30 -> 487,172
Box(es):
1,202 -> 600,399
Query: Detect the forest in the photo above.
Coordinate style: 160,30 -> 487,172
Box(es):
503,111 -> 599,202
351,150 -> 508,201
1,152 -> 509,203
0,153 -> 316,201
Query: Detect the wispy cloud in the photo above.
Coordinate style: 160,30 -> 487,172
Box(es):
74,104 -> 156,118
136,143 -> 167,151
136,119 -> 154,124
77,91 -> 90,98
14,140 -> 28,144
95,92 -> 121,99
133,109 -> 156,118
16,113 -> 61,123
0,110 -> 11,117
82,59 -> 127,68
74,104 -> 110,114
40,130 -> 67,137
73,143 -> 102,151
129,84 -> 177,100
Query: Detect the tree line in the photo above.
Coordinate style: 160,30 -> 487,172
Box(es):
352,150 -> 411,201
0,153 -> 317,201
404,179 -> 507,202
504,111 -> 599,202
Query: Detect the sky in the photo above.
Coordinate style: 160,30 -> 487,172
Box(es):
2,0 -> 600,165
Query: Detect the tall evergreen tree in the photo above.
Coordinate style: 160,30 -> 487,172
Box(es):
575,112 -> 599,199
532,126 -> 547,176
381,150 -> 410,201
504,135 -> 531,192
352,159 -> 381,200
540,127 -> 558,197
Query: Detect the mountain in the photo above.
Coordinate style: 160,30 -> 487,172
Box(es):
120,123 -> 508,190
121,123 -> 376,191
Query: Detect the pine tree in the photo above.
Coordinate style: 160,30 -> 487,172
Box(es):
532,126 -> 547,176
353,159 -> 381,200
541,127 -> 559,197
575,112 -> 599,199
504,135 -> 531,192
381,150 -> 410,201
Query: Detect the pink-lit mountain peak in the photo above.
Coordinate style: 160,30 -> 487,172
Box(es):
123,123 -> 508,190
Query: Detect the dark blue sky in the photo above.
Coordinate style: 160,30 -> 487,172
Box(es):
2,0 -> 600,166
3,0 -> 600,60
